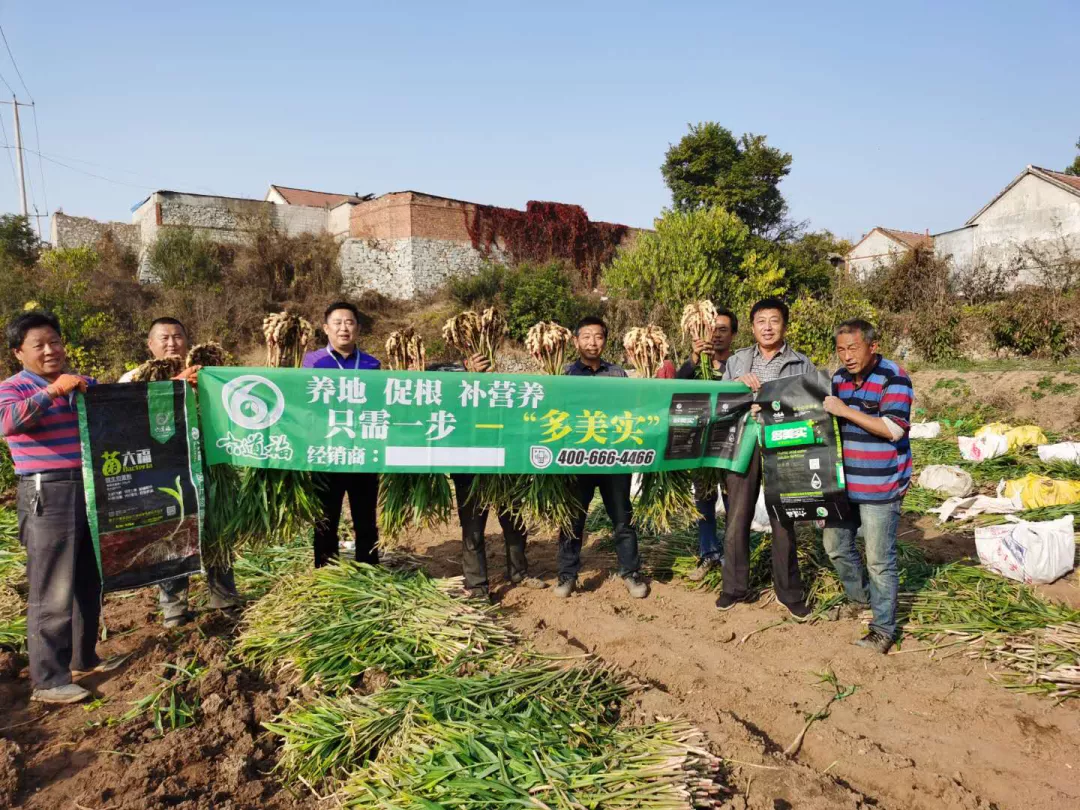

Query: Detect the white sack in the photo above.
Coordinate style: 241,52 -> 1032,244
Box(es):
974,515 -> 1076,584
917,465 -> 975,498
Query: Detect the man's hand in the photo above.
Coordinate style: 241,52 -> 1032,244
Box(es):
689,337 -> 712,365
46,374 -> 87,398
465,353 -> 491,373
736,373 -> 762,392
823,396 -> 848,417
173,365 -> 201,388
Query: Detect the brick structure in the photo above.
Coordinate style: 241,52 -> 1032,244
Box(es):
52,186 -> 634,297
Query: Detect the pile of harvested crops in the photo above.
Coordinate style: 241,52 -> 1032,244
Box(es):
681,299 -> 720,379
623,325 -> 697,534
185,341 -> 232,368
235,561 -> 515,691
126,356 -> 182,382
378,329 -> 453,543
0,507 -> 25,651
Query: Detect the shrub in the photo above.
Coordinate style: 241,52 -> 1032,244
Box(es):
603,207 -> 785,347
862,247 -> 953,314
986,290 -> 1076,359
786,281 -> 878,367
148,227 -> 232,288
449,263 -> 506,308
502,261 -> 602,341
908,304 -> 961,363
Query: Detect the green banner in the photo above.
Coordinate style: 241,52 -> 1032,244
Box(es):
198,367 -> 759,475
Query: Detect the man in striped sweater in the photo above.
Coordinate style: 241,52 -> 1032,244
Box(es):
823,319 -> 914,654
1,311 -> 121,704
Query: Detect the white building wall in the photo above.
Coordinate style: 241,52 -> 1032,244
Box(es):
964,174 -> 1080,286
847,230 -> 908,280
933,225 -> 975,272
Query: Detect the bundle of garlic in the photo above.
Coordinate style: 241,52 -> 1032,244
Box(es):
443,308 -> 507,370
186,342 -> 232,368
525,321 -> 574,375
385,328 -> 427,372
680,300 -> 720,380
127,357 -> 183,382
623,325 -> 670,379
263,311 -> 315,368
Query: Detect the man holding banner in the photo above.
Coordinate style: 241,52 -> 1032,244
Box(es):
120,317 -> 243,627
718,298 -> 815,619
555,317 -> 648,600
1,312 -> 122,704
822,320 -> 914,654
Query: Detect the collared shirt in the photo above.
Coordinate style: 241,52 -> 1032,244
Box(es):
0,370 -> 97,475
749,343 -> 794,384
301,346 -> 381,371
832,355 -> 914,504
563,358 -> 628,378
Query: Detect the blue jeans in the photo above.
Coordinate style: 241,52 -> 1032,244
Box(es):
822,500 -> 901,639
695,494 -> 725,560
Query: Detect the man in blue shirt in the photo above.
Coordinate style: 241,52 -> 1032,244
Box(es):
301,302 -> 381,567
556,316 -> 648,600
823,319 -> 914,654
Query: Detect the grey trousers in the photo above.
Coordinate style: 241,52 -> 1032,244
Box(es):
17,476 -> 102,689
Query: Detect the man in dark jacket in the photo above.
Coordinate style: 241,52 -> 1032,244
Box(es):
555,316 -> 648,600
717,297 -> 815,619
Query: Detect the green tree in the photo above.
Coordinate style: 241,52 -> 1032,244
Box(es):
603,207 -> 786,341
775,229 -> 852,297
148,226 -> 230,288
0,214 -> 40,267
1066,137 -> 1080,176
661,123 -> 792,237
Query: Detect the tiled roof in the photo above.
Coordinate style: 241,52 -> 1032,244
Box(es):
268,185 -> 367,208
878,227 -> 934,250
1032,166 -> 1080,193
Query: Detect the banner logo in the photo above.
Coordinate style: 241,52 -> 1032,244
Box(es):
222,375 -> 286,431
530,446 -> 553,469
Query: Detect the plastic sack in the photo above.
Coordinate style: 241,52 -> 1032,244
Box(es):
751,489 -> 772,534
958,433 -> 1008,462
975,423 -> 1048,450
932,494 -> 1021,523
917,465 -> 974,497
1000,473 -> 1080,509
909,422 -> 941,439
1038,442 -> 1080,464
974,515 -> 1075,584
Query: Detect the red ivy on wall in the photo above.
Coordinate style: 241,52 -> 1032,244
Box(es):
465,201 -> 629,288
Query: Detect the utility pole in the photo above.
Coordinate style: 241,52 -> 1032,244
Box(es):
11,94 -> 27,217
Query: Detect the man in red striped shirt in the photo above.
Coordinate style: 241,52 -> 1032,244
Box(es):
1,311 -> 122,704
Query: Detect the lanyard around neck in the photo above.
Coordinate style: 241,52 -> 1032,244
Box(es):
327,347 -> 361,370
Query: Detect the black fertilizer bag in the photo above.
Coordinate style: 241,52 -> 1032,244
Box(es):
77,381 -> 204,592
756,372 -> 851,524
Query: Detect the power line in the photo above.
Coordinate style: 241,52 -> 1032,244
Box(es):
0,68 -> 12,96
3,145 -> 156,191
0,105 -> 19,196
0,26 -> 32,101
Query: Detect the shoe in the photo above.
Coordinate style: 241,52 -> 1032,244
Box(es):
553,576 -> 577,598
72,653 -> 132,678
854,630 -> 894,654
783,600 -> 812,621
163,612 -> 191,628
511,574 -> 548,590
841,601 -> 870,620
31,683 -> 92,704
715,593 -> 753,611
622,572 -> 649,599
687,556 -> 721,582
466,585 -> 493,602
208,591 -> 248,610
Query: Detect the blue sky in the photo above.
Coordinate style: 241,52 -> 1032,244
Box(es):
2,1 -> 1078,243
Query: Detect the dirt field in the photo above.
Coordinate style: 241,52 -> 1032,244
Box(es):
2,364 -> 1079,809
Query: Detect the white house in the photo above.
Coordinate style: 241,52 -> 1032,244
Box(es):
934,166 -> 1080,287
845,227 -> 933,279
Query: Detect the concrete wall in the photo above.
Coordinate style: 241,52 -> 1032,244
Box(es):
50,212 -> 140,253
328,203 -> 353,240
847,230 -> 909,280
937,174 -> 1080,287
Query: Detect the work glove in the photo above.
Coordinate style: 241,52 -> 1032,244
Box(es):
46,374 -> 88,398
173,365 -> 201,388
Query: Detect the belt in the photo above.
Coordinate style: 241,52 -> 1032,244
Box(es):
20,469 -> 82,482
